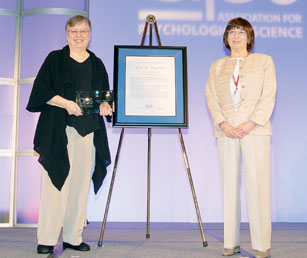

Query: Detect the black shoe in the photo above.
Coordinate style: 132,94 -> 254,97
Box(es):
63,242 -> 90,251
37,244 -> 54,254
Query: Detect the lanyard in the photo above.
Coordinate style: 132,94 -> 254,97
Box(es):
232,74 -> 239,94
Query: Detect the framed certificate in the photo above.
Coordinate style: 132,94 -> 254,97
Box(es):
113,45 -> 188,128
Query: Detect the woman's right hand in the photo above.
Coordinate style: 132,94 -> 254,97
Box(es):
64,100 -> 83,116
219,121 -> 242,138
47,95 -> 82,116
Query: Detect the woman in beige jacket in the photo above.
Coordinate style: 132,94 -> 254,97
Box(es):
206,17 -> 276,258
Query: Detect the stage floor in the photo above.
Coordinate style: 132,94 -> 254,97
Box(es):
1,222 -> 307,258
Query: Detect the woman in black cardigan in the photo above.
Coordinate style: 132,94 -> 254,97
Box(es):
27,15 -> 112,254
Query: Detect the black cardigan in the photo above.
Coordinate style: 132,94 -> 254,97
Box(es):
26,46 -> 111,194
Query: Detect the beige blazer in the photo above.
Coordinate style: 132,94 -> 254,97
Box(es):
206,53 -> 277,138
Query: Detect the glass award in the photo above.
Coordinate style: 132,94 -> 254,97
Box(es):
76,90 -> 113,114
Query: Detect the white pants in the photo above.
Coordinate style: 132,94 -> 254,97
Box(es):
37,126 -> 94,246
218,134 -> 271,251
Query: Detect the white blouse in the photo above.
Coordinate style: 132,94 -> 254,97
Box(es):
230,58 -> 245,111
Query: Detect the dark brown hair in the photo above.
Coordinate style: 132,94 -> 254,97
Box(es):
223,17 -> 255,52
65,15 -> 91,33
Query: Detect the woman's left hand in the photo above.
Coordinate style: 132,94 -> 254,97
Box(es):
99,102 -> 113,116
236,120 -> 256,137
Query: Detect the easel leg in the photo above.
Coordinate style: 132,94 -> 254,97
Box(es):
178,128 -> 208,247
146,128 -> 151,238
98,128 -> 125,247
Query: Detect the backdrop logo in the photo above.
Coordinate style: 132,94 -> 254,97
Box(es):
139,0 -> 303,39
158,0 -> 297,21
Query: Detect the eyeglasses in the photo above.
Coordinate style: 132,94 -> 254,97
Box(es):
68,29 -> 89,35
228,30 -> 246,37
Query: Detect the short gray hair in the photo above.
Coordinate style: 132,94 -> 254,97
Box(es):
65,15 -> 91,33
